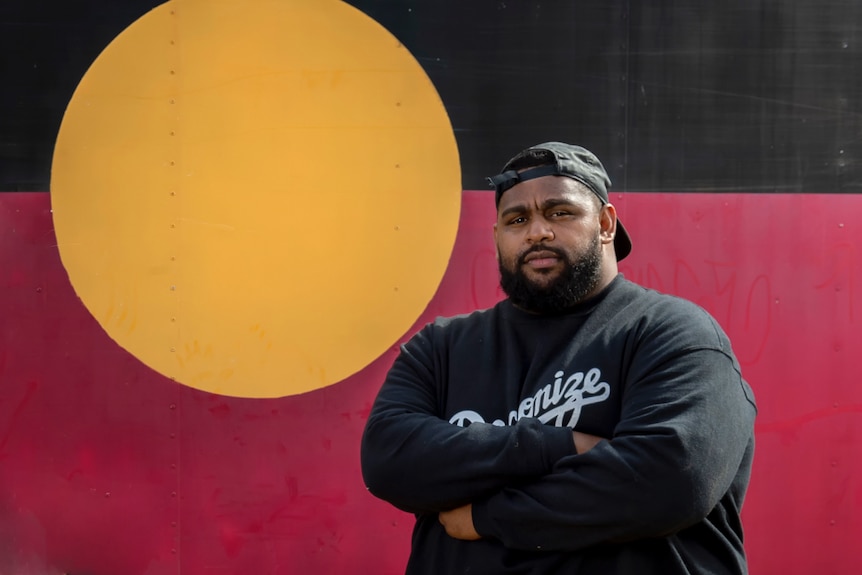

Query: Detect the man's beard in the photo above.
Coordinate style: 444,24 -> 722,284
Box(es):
499,234 -> 603,314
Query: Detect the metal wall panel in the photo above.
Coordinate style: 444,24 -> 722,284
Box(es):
2,1 -> 861,573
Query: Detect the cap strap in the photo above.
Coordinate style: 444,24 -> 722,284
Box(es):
487,165 -> 560,194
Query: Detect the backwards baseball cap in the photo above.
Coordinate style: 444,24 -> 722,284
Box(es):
487,141 -> 632,261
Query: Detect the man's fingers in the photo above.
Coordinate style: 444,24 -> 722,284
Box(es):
573,430 -> 605,454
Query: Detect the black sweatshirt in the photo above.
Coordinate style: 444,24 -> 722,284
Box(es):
361,275 -> 757,574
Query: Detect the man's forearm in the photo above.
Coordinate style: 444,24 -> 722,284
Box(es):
361,330 -> 582,514
469,350 -> 756,552
362,413 -> 577,514
438,431 -> 607,540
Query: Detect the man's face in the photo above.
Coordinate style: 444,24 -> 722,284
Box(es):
494,175 -> 606,313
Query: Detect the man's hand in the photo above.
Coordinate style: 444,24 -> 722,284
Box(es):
573,430 -> 604,454
439,504 -> 481,540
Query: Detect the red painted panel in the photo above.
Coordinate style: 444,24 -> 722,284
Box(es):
1,191 -> 860,574
612,192 -> 862,575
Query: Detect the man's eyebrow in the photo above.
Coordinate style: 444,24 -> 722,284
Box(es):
499,198 -> 582,219
499,204 -> 527,219
540,198 -> 578,211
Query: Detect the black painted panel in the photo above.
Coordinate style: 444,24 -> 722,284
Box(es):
1,0 -> 860,192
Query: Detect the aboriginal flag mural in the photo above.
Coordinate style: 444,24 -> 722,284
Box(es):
1,0 -> 861,573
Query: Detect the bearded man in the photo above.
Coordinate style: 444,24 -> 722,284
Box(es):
361,142 -> 757,575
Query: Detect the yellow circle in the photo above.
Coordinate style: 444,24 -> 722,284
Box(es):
51,0 -> 460,398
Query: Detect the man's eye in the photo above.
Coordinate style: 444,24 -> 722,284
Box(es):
508,217 -> 526,225
550,211 -> 570,217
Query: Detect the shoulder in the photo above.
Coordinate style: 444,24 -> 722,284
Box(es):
612,277 -> 732,353
398,302 -> 506,350
431,304 -> 502,329
419,303 -> 506,344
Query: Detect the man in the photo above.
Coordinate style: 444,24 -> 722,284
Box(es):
360,142 -> 757,574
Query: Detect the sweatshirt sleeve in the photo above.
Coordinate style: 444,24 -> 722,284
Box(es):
471,310 -> 757,551
360,323 -> 577,515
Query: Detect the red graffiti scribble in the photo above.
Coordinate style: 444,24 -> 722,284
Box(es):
623,259 -> 772,367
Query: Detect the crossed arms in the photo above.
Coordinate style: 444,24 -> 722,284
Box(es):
360,325 -> 756,551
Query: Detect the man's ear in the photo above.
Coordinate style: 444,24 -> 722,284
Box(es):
599,204 -> 618,246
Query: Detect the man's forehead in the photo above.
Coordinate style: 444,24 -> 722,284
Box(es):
496,176 -> 593,209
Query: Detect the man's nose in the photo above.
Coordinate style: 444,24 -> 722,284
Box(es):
526,218 -> 554,243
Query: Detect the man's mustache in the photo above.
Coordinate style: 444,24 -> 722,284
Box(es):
517,245 -> 567,267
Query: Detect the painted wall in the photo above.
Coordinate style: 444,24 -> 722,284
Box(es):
1,1 -> 861,573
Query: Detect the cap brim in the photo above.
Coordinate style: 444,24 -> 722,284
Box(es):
614,220 -> 632,261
